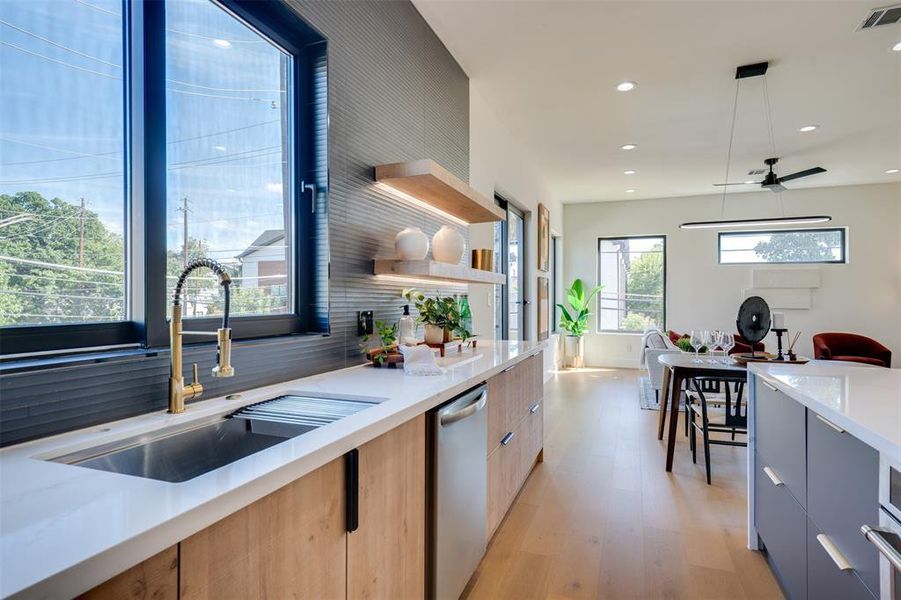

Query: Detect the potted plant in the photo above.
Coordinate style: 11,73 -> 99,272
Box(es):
557,278 -> 604,368
360,320 -> 400,367
402,289 -> 462,345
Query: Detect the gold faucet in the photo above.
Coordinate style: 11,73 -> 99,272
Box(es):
169,258 -> 235,413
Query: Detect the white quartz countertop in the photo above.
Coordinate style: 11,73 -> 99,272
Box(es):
749,362 -> 900,460
0,341 -> 544,599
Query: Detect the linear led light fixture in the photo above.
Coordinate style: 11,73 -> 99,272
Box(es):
373,182 -> 470,227
374,274 -> 469,288
679,215 -> 832,230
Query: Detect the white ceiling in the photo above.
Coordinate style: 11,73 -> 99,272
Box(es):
413,0 -> 901,203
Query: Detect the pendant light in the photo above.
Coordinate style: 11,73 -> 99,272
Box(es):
680,62 -> 831,230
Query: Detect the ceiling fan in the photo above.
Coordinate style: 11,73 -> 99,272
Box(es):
714,157 -> 827,193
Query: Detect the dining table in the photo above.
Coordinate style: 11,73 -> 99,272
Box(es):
656,352 -> 748,472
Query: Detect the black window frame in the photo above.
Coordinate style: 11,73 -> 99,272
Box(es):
0,0 -> 329,357
717,227 -> 847,265
596,234 -> 667,334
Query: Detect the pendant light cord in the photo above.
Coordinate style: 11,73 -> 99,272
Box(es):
720,80 -> 741,219
763,75 -> 785,216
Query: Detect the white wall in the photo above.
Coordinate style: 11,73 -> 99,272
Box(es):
563,183 -> 901,368
468,84 -> 565,376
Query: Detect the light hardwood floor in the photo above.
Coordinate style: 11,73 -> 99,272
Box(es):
463,368 -> 784,600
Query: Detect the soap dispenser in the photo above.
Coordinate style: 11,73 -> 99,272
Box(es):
399,305 -> 416,345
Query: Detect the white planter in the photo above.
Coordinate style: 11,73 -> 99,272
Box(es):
431,225 -> 465,264
424,323 -> 451,345
394,227 -> 429,260
563,335 -> 584,369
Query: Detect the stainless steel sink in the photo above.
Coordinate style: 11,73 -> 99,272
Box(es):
51,394 -> 377,483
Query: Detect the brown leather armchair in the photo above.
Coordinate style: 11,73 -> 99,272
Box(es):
812,333 -> 892,368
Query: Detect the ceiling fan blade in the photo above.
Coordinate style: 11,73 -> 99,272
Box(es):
778,167 -> 826,183
713,182 -> 760,186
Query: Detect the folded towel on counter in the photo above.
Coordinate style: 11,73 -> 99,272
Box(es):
399,345 -> 447,376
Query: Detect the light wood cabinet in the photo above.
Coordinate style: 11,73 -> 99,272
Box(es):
487,352 -> 544,537
179,459 -> 346,600
178,417 -> 425,600
348,415 -> 426,600
77,546 -> 178,600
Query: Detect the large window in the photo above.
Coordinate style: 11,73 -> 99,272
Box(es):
718,228 -> 846,264
598,236 -> 665,333
0,0 -> 327,355
0,0 -> 127,327
165,0 -> 292,318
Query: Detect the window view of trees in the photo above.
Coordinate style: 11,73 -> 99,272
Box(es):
719,229 -> 845,264
1,0 -> 293,329
598,236 -> 665,332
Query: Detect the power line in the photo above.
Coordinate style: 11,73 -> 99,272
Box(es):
0,18 -> 122,69
0,255 -> 123,275
0,40 -> 120,80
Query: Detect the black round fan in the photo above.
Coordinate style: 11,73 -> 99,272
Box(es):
736,296 -> 771,357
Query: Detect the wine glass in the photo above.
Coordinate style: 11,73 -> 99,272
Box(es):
701,330 -> 713,362
690,330 -> 704,363
711,330 -> 724,360
721,334 -> 735,363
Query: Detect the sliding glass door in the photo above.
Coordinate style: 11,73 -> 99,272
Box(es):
494,197 -> 526,341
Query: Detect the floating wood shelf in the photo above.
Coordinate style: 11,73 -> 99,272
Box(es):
373,259 -> 505,285
374,159 -> 505,224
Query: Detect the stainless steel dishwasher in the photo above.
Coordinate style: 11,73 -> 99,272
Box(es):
431,383 -> 488,600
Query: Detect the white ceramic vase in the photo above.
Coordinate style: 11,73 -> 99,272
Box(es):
431,225 -> 465,264
564,335 -> 585,369
394,227 -> 429,260
424,323 -> 451,345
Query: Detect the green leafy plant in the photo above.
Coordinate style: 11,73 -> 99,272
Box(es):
402,289 -> 462,333
556,278 -> 604,337
360,320 -> 398,365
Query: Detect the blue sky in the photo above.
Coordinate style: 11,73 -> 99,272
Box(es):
1,0 -> 289,264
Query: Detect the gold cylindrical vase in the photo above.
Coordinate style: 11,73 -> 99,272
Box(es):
471,249 -> 494,271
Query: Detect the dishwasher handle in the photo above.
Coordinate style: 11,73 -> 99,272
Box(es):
440,391 -> 487,427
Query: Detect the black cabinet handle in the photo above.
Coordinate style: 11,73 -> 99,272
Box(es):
345,449 -> 359,533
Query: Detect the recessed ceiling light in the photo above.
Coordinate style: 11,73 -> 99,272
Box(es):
893,41 -> 901,52
625,189 -> 635,193
799,125 -> 819,132
620,144 -> 637,150
624,170 -> 636,175
886,168 -> 900,174
212,39 -> 232,49
616,81 -> 637,92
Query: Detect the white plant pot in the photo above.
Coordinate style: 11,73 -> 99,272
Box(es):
424,323 -> 451,345
563,335 -> 584,369
431,225 -> 465,264
394,227 -> 429,260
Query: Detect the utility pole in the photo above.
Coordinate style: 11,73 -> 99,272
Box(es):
78,197 -> 85,268
177,196 -> 194,314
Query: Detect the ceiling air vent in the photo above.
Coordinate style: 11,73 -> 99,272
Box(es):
858,4 -> 901,29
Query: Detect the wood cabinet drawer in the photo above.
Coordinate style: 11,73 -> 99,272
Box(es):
755,453 -> 807,600
755,376 -> 807,508
807,410 -> 880,596
807,518 -> 876,600
487,364 -> 517,454
488,420 -> 524,536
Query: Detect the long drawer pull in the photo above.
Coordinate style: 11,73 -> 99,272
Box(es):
817,534 -> 853,571
815,413 -> 845,434
760,379 -> 777,392
503,364 -> 517,373
861,525 -> 901,573
501,431 -> 515,446
762,466 -> 784,487
530,402 -> 540,414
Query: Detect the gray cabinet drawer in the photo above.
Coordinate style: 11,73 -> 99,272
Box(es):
756,454 -> 807,600
807,518 -> 875,600
808,411 -> 880,596
755,376 -> 807,508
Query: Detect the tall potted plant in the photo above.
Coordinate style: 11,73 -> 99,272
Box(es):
557,278 -> 603,368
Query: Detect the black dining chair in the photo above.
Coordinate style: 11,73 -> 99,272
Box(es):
686,376 -> 747,484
